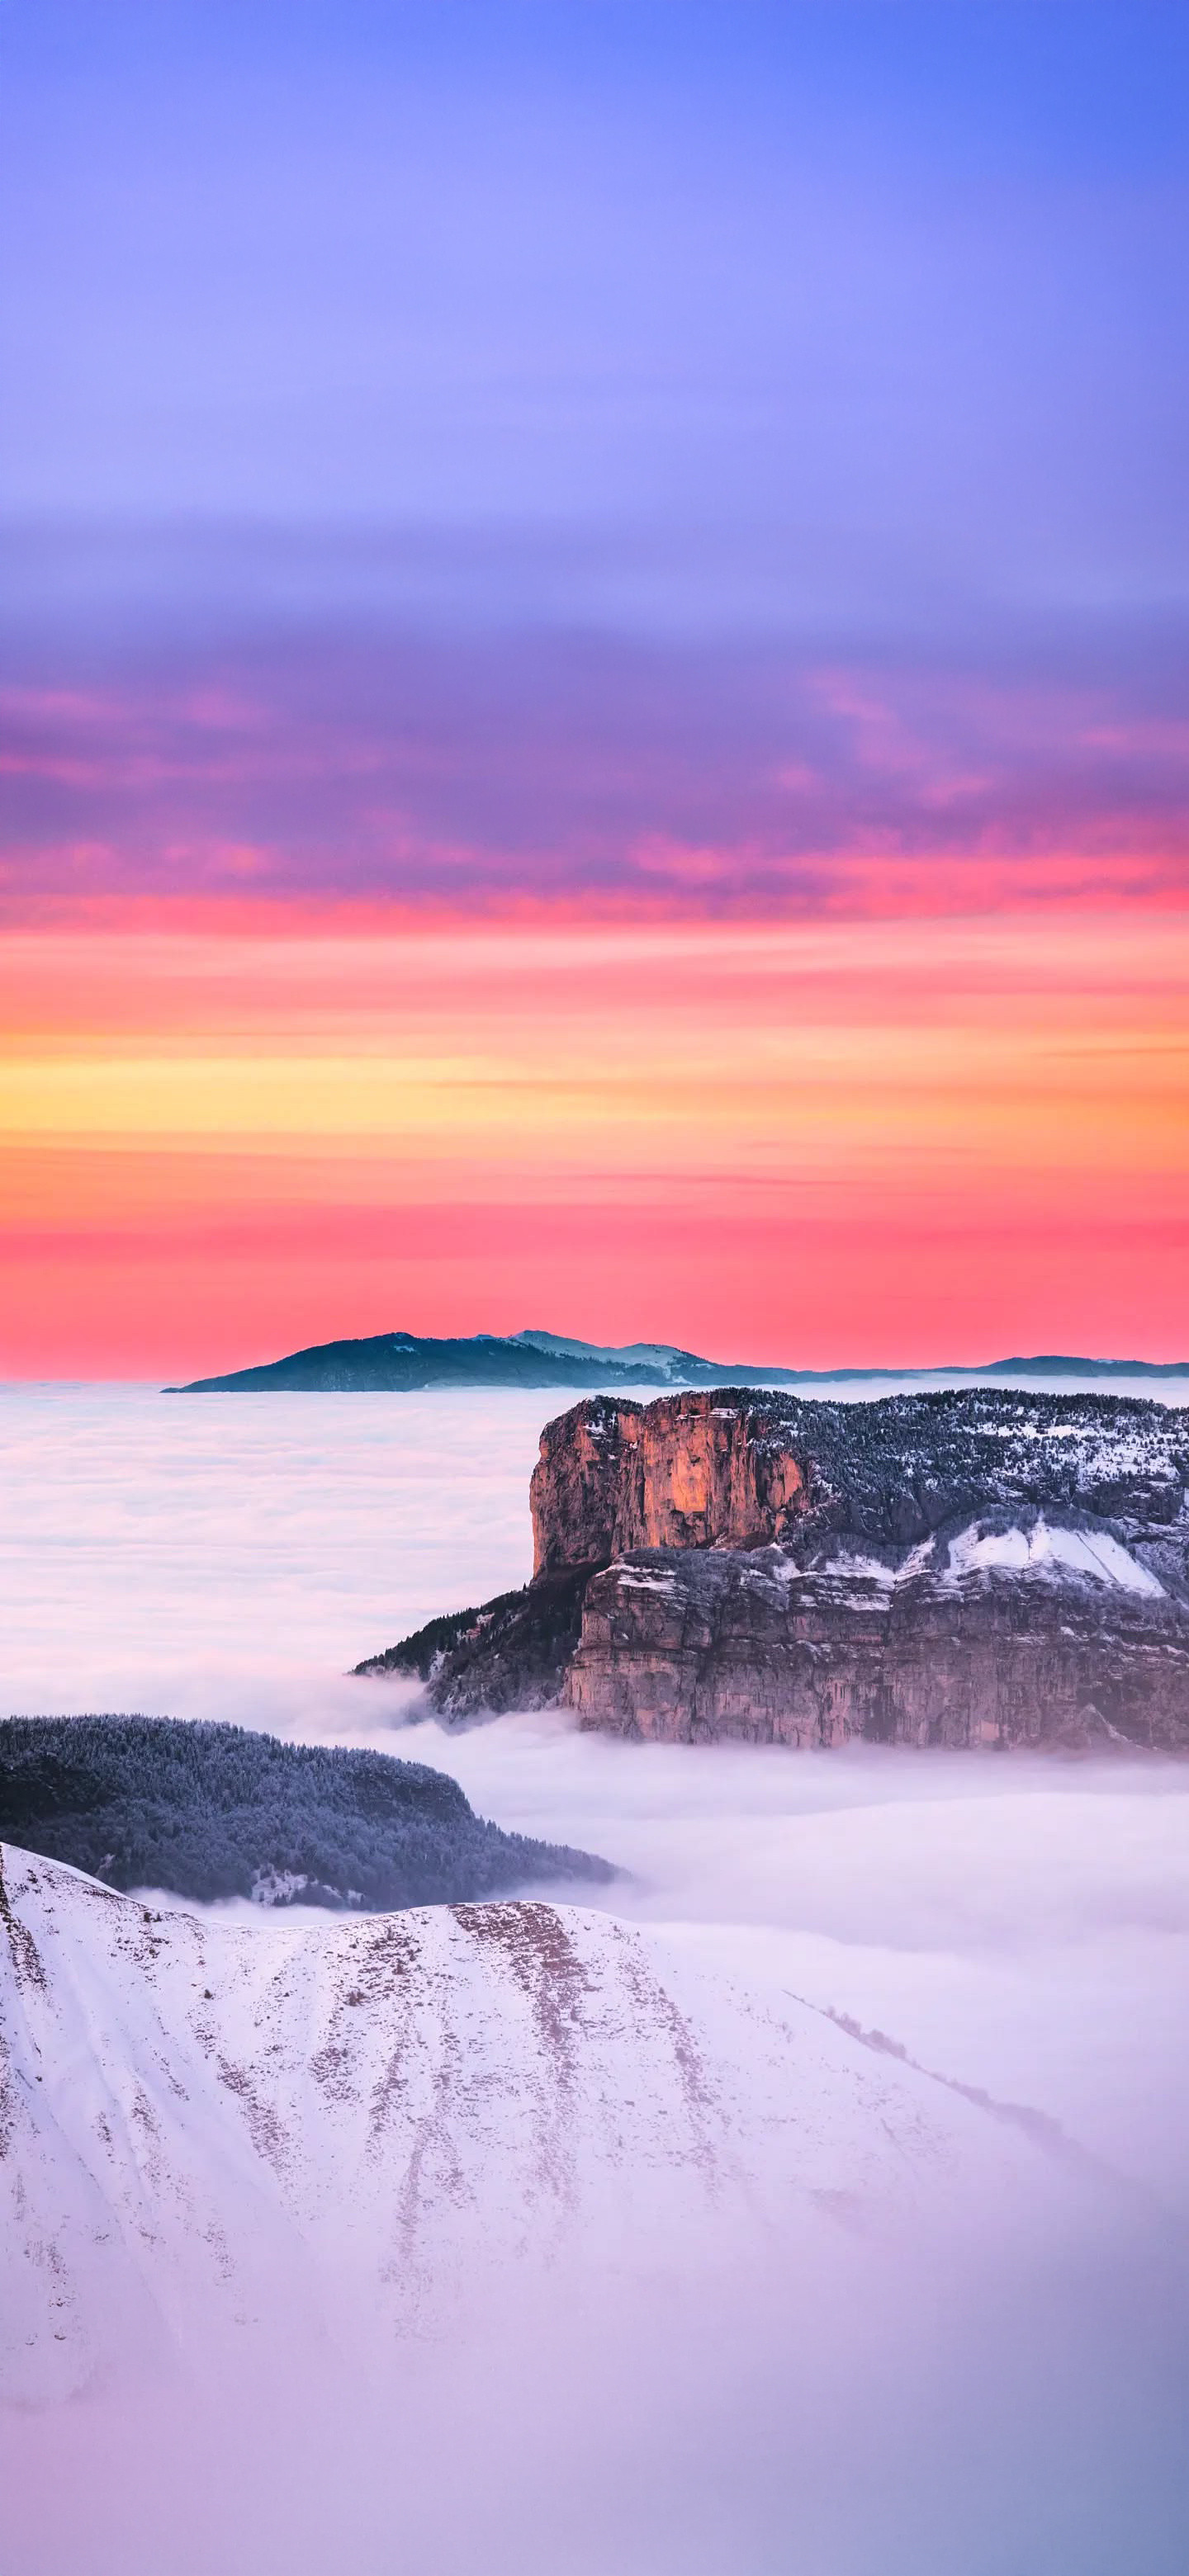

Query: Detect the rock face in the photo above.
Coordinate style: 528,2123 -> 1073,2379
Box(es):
531,1387 -> 1189,1570
530,1393 -> 810,1570
565,1539 -> 1189,1751
362,1387 -> 1189,1750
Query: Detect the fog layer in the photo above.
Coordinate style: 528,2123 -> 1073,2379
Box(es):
2,1382 -> 1188,2571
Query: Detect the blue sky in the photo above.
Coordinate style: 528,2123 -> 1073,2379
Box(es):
3,1 -> 1186,609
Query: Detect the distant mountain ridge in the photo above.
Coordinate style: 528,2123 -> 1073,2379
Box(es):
166,1326 -> 1189,1393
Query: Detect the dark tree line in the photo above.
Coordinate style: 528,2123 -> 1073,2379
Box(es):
0,1714 -> 612,1909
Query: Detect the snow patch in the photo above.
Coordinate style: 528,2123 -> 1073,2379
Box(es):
760,1553 -> 800,1585
947,1518 -> 1164,1597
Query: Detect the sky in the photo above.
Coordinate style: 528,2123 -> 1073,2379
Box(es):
1,0 -> 1187,1373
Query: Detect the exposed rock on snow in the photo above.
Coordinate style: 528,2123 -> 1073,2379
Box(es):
2,1841 -> 1053,2403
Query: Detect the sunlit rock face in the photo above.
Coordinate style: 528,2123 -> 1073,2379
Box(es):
530,1393 -> 811,1572
547,1391 -> 1189,1748
380,1387 -> 1189,1747
531,1386 -> 1189,1576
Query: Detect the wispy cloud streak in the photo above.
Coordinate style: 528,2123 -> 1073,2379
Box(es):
3,597 -> 1188,913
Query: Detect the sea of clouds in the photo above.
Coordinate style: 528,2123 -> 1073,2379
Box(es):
2,1377 -> 1188,2573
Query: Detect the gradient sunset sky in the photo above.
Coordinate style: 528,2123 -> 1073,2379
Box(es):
2,0 -> 1187,1375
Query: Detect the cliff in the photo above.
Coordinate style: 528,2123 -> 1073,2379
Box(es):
564,1537 -> 1189,1751
529,1392 -> 810,1569
359,1387 -> 1189,1751
530,1387 -> 1189,1569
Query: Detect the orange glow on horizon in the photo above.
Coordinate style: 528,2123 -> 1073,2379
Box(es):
2,902 -> 1187,1376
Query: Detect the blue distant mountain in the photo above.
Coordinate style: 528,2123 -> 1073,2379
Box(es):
165,1329 -> 1188,1393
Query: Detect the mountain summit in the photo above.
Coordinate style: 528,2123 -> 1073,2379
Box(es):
2,1840 -> 1055,2402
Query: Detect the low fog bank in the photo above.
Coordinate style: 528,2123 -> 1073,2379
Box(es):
5,1382 -> 1189,2568
6,1376 -> 1187,1711
306,1704 -> 1189,2210
3,2196 -> 1187,2576
11,1641 -> 1187,2204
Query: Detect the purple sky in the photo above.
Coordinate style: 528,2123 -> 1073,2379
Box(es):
2,2 -> 1187,916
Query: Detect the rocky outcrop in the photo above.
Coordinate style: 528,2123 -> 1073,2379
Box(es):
564,1536 -> 1189,1751
531,1387 -> 1189,1570
361,1387 -> 1189,1751
530,1393 -> 810,1569
353,1566 -> 593,1714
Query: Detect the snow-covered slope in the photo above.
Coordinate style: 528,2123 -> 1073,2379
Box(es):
945,1515 -> 1166,1594
2,1841 -> 1054,2407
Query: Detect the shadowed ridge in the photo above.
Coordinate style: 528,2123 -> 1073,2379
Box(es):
0,1714 -> 613,1909
166,1327 -> 1189,1394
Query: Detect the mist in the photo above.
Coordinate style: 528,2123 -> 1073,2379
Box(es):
3,2164 -> 1188,2576
2,1382 -> 1188,2570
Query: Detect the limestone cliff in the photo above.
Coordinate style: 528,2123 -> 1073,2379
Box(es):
361,1387 -> 1189,1750
530,1393 -> 810,1570
531,1387 -> 1189,1569
563,1537 -> 1189,1751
